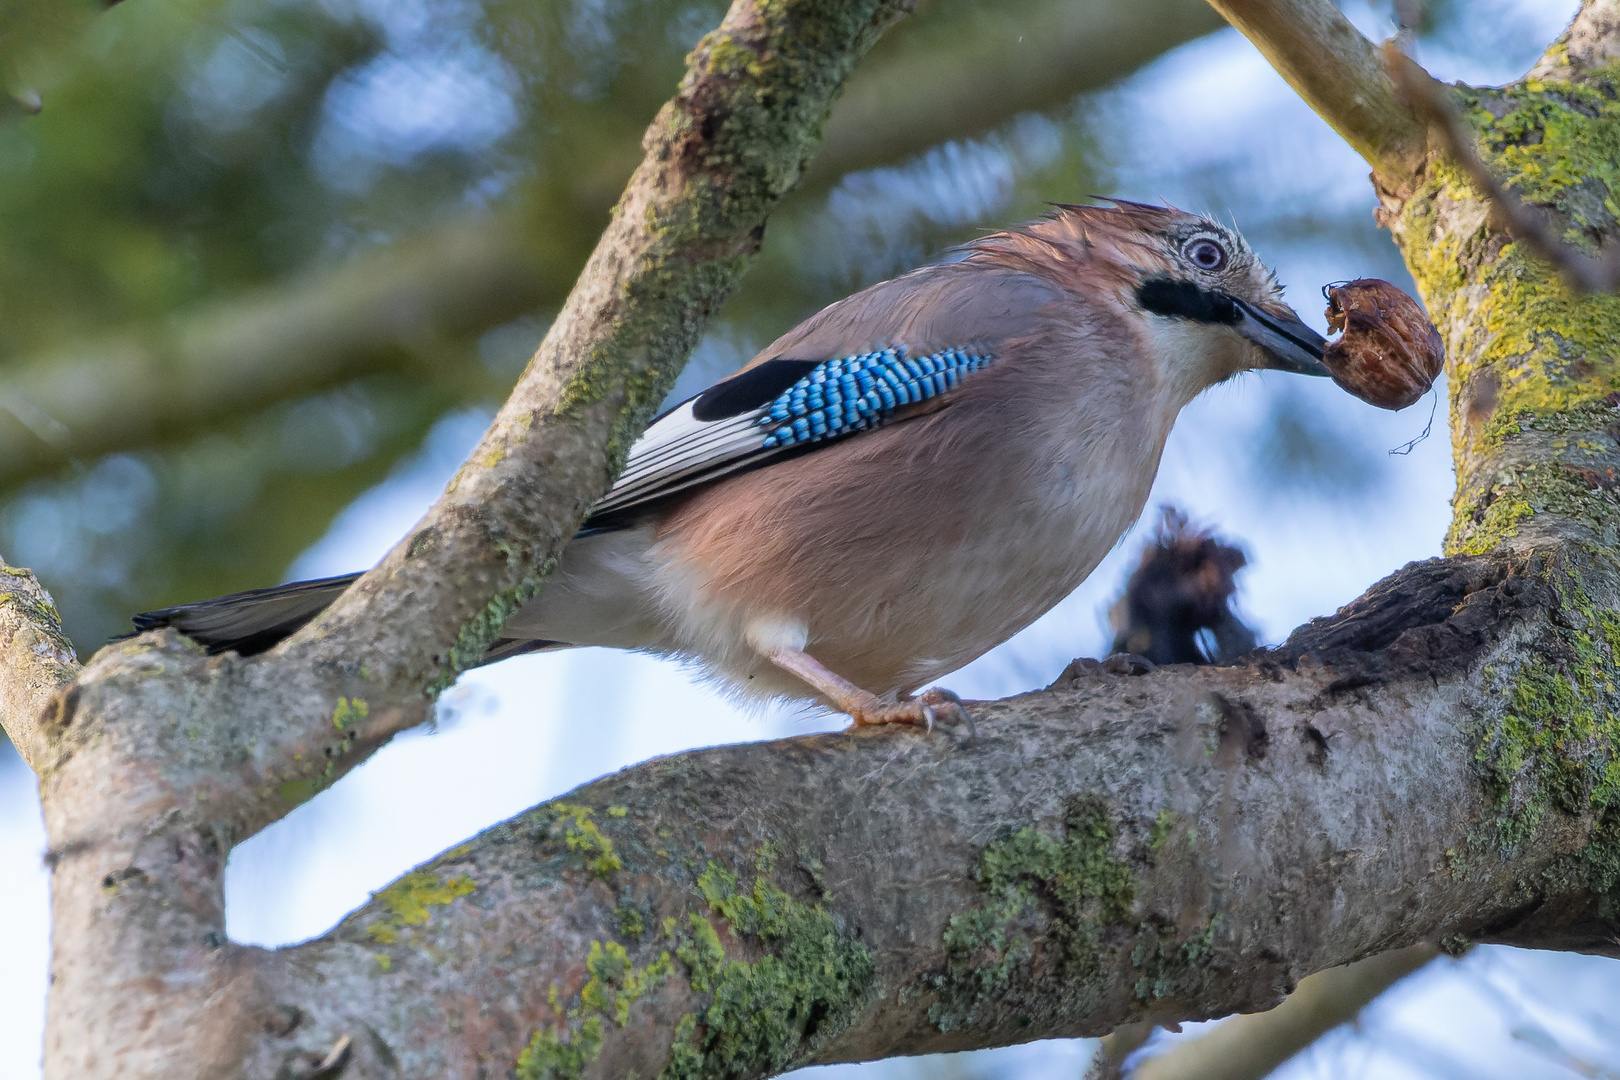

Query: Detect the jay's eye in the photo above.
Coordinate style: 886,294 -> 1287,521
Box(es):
1184,237 -> 1228,272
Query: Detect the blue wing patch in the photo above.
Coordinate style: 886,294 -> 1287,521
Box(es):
758,347 -> 992,449
585,345 -> 993,523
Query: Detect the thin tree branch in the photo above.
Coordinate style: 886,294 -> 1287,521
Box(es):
1084,1022 -> 1154,1080
1385,43 -> 1620,294
0,218 -> 551,484
1203,0 -> 1427,179
0,0 -> 1221,488
806,0 -> 1224,186
0,555 -> 77,772
1130,944 -> 1439,1080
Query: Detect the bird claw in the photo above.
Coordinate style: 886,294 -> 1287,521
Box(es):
850,687 -> 976,741
1101,652 -> 1156,676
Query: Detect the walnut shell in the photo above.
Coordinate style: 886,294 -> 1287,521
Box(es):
1322,279 -> 1444,410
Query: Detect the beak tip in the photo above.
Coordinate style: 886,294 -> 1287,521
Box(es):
1234,299 -> 1331,377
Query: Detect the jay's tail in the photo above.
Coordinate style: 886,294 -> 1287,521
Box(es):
130,573 -> 566,664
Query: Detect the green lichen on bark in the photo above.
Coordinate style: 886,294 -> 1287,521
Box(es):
657,859 -> 874,1080
581,939 -> 676,1026
1453,461 -> 1620,556
929,797 -> 1137,1033
360,870 -> 476,947
426,562 -> 553,697
547,0 -> 910,474
516,1016 -> 605,1080
274,721 -> 359,807
516,936 -> 674,1077
1130,915 -> 1220,1003
546,802 -> 625,880
331,696 -> 368,731
1470,556 -> 1620,897
1384,68 -> 1620,554
0,566 -> 76,659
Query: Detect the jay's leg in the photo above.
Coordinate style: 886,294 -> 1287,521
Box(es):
765,646 -> 975,737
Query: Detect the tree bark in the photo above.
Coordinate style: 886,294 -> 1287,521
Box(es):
5,2 -> 1620,1079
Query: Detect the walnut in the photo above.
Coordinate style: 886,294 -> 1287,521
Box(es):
1321,279 -> 1444,410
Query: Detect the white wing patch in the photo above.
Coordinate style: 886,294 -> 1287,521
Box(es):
588,400 -> 774,518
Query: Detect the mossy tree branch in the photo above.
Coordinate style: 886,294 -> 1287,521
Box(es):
0,555 -> 77,772
225,548 -> 1620,1077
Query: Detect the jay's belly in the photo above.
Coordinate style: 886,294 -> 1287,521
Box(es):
510,415 -> 1160,702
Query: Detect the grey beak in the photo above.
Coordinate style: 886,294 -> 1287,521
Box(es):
1234,299 -> 1331,377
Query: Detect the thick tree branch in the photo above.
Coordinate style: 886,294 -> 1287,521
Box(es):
0,555 -> 77,772
1203,0 -> 1427,179
0,0 -> 1222,488
192,548 -> 1620,1078
1385,41 -> 1620,294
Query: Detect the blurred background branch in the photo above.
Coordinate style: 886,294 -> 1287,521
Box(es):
1129,945 -> 1440,1080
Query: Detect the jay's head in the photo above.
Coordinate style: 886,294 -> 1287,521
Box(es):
972,199 -> 1330,398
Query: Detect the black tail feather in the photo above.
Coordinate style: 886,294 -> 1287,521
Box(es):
130,573 -> 362,656
129,573 -> 571,665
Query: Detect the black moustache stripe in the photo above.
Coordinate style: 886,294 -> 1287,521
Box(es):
1135,277 -> 1241,325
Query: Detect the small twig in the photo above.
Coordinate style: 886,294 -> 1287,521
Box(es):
303,1034 -> 352,1079
1384,43 -> 1620,294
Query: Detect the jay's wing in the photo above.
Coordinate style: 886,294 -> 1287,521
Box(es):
584,346 -> 992,522
584,263 -> 1062,525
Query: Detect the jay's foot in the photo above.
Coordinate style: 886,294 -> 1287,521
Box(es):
764,646 -> 976,739
848,686 -> 977,739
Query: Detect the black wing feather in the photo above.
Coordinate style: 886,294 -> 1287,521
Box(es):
690,358 -> 819,421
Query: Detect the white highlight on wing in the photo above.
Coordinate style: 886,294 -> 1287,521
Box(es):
588,399 -> 770,518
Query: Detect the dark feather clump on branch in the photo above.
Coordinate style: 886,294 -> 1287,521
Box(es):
1109,507 -> 1257,666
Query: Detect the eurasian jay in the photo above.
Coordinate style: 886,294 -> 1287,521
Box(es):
133,200 -> 1330,732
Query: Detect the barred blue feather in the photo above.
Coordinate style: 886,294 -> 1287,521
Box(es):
759,347 -> 992,449
586,345 -> 993,520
